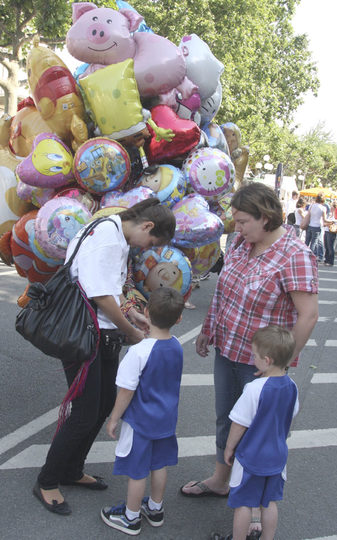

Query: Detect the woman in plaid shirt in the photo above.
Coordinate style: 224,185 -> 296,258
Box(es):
181,183 -> 318,537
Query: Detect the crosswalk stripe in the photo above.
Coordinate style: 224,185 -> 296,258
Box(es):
312,373 -> 337,383
319,300 -> 337,304
2,427 -> 337,469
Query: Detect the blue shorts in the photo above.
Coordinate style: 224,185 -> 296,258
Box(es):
228,467 -> 285,509
113,431 -> 178,480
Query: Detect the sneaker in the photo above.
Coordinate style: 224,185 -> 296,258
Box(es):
140,497 -> 164,527
101,503 -> 141,536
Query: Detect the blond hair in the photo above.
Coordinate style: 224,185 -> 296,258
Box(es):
252,325 -> 296,368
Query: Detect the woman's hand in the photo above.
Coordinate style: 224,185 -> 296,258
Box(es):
196,332 -> 210,357
126,328 -> 144,344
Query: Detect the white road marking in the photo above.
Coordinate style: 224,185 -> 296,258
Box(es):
312,373 -> 337,384
325,340 -> 337,346
0,407 -> 59,456
2,428 -> 337,469
319,288 -> 337,292
319,300 -> 337,304
182,374 -> 213,386
178,325 -> 202,345
306,339 -> 317,346
0,270 -> 21,277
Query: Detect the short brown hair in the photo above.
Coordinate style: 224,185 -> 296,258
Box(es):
147,287 -> 185,329
252,325 -> 296,368
315,192 -> 325,204
231,182 -> 283,231
120,198 -> 176,244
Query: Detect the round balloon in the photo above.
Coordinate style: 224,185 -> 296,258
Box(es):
182,241 -> 221,276
100,186 -> 154,210
132,245 -> 192,300
55,186 -> 99,214
73,137 -> 131,194
138,164 -> 186,208
35,197 -> 92,260
171,194 -> 224,248
183,147 -> 235,201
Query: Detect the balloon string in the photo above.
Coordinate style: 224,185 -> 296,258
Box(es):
139,146 -> 149,169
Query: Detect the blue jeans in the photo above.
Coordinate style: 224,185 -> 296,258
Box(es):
214,350 -> 257,464
305,226 -> 321,258
324,231 -> 336,265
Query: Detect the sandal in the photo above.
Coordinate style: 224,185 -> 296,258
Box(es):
180,480 -> 229,498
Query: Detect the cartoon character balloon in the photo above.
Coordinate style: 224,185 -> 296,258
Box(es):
138,164 -> 186,208
15,133 -> 74,188
16,179 -> 56,208
179,34 -> 224,99
183,147 -> 235,201
34,197 -> 92,260
73,138 -> 131,194
133,245 -> 192,300
66,3 -> 189,97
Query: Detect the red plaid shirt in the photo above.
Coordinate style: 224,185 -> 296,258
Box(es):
202,228 -> 318,366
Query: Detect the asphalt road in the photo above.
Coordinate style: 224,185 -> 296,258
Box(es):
1,261 -> 337,540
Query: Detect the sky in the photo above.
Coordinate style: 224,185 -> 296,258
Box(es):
292,0 -> 337,142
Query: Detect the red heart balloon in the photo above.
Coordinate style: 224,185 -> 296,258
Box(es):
145,105 -> 200,164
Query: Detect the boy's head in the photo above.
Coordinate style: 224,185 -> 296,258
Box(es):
146,287 -> 185,329
252,326 -> 296,369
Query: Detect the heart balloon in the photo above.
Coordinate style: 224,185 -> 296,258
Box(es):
171,193 -> 224,248
145,105 -> 200,164
55,186 -> 99,214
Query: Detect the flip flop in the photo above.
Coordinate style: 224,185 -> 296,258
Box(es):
180,481 -> 229,498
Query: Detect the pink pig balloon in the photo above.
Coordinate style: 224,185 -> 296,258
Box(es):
66,3 -> 187,97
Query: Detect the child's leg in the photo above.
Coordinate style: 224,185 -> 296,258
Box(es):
260,501 -> 278,540
126,477 -> 147,513
150,467 -> 167,504
232,506 -> 252,540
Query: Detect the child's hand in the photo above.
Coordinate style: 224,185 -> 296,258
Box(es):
224,447 -> 234,467
106,416 -> 118,439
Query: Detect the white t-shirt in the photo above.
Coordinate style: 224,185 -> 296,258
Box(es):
65,216 -> 129,329
309,203 -> 325,227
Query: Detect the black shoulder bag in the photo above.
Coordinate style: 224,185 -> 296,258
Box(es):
15,217 -> 117,364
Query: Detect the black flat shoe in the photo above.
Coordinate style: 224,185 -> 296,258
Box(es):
60,475 -> 108,490
33,482 -> 71,515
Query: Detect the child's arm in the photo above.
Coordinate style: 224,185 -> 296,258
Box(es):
224,421 -> 247,466
106,387 -> 135,439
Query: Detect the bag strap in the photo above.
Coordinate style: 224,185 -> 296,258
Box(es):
65,217 -> 119,268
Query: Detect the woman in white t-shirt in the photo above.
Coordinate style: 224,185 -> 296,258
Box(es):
294,197 -> 306,238
305,193 -> 327,258
34,198 -> 176,516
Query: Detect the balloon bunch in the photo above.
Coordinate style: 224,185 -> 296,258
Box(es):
0,1 -> 250,307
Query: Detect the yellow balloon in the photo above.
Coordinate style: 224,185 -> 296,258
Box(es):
79,60 -> 145,140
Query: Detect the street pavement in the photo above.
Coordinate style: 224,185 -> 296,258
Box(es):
1,260 -> 337,540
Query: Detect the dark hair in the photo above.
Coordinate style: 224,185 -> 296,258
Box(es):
147,287 -> 185,329
296,197 -> 305,208
231,182 -> 283,231
316,192 -> 325,204
292,191 -> 299,198
120,198 -> 176,244
252,325 -> 296,368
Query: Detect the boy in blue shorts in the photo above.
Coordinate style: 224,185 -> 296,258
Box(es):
211,325 -> 299,540
101,286 -> 185,536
